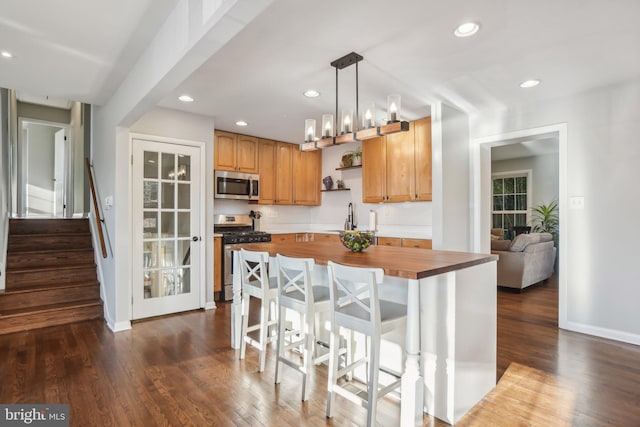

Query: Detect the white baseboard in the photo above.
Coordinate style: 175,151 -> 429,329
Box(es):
204,301 -> 217,310
107,320 -> 132,332
564,321 -> 640,346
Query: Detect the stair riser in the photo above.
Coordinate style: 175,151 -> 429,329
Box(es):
6,267 -> 97,287
0,285 -> 100,311
0,304 -> 103,335
6,251 -> 95,269
8,235 -> 92,252
9,219 -> 90,235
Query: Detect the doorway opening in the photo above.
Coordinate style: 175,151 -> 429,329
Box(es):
471,123 -> 568,329
18,118 -> 71,217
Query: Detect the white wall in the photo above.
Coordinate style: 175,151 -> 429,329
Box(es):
131,107 -> 215,307
471,78 -> 640,345
492,153 -> 559,214
432,102 -> 471,251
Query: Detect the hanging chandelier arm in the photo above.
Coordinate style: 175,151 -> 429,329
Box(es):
335,67 -> 338,138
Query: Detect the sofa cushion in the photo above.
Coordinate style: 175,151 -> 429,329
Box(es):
523,240 -> 554,253
491,239 -> 512,251
508,232 -> 553,252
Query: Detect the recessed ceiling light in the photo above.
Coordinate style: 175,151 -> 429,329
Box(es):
454,22 -> 480,37
1,51 -> 13,58
520,79 -> 541,88
178,95 -> 194,102
235,120 -> 248,127
304,89 -> 320,98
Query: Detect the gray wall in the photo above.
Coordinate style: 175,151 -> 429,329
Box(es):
17,102 -> 70,124
471,77 -> 640,345
492,153 -> 559,214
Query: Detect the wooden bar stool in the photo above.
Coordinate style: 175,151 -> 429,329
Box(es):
325,261 -> 407,427
238,248 -> 278,372
274,254 -> 347,401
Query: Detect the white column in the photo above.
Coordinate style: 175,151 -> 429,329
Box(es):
401,278 -> 423,426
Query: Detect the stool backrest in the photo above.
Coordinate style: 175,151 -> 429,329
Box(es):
239,249 -> 270,291
276,254 -> 316,308
327,261 -> 384,334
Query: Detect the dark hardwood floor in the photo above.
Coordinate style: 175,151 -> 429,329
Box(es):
1,274 -> 639,426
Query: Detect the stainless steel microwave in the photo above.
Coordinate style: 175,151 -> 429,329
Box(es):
214,170 -> 260,200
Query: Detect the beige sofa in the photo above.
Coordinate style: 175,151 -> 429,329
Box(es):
491,232 -> 556,290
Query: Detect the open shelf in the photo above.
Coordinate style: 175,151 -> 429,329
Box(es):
335,165 -> 362,171
321,188 -> 351,192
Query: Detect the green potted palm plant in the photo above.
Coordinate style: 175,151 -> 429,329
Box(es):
530,200 -> 559,246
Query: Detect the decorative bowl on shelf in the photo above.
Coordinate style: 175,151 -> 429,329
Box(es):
339,230 -> 374,252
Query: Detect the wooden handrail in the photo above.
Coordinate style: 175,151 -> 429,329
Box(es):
85,157 -> 108,258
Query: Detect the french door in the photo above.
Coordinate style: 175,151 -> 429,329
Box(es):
132,138 -> 202,319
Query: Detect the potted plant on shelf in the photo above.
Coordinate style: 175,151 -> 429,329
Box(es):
352,146 -> 362,166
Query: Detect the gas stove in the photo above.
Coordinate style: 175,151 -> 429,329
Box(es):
214,214 -> 272,245
220,230 -> 271,245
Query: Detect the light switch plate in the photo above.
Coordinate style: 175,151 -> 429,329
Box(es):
569,196 -> 584,210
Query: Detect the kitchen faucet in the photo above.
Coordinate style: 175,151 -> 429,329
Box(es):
345,202 -> 356,230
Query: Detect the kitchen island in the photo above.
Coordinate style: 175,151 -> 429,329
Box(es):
230,241 -> 498,426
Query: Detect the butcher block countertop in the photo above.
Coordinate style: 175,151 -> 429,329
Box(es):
229,240 -> 497,280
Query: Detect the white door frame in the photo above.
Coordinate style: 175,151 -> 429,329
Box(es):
17,117 -> 71,217
130,133 -> 207,319
470,123 -> 568,329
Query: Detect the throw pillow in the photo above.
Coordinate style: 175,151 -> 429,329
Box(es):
491,239 -> 512,251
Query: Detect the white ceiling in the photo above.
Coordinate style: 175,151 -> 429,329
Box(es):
2,0 -> 640,144
491,137 -> 559,162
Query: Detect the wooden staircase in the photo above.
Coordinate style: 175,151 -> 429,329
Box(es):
0,218 -> 103,334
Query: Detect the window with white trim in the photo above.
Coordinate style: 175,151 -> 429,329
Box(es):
492,171 -> 530,230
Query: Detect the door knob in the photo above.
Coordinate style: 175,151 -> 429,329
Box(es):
192,236 -> 201,242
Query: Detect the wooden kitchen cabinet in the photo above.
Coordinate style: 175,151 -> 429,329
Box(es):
377,237 -> 402,247
362,136 -> 387,203
377,236 -> 432,249
414,117 -> 433,201
258,139 -> 277,204
214,131 -> 259,173
386,121 -> 415,202
275,142 -> 294,204
259,140 -> 320,206
214,236 -> 222,294
258,140 -> 293,205
293,148 -> 321,205
402,238 -> 432,249
362,118 -> 432,203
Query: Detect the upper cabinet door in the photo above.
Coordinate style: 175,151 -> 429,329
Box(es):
293,148 -> 321,205
258,139 -> 277,205
414,117 -> 432,201
236,135 -> 259,173
275,142 -> 293,205
386,121 -> 415,202
214,131 -> 237,171
362,136 -> 387,203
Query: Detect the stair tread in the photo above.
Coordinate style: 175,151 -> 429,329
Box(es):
0,299 -> 103,317
7,247 -> 94,256
9,232 -> 91,237
7,264 -> 96,274
2,281 -> 99,294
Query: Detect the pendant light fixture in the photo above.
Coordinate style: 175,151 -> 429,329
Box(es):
301,52 -> 409,151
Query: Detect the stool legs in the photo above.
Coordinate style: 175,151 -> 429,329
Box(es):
239,293 -> 250,361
